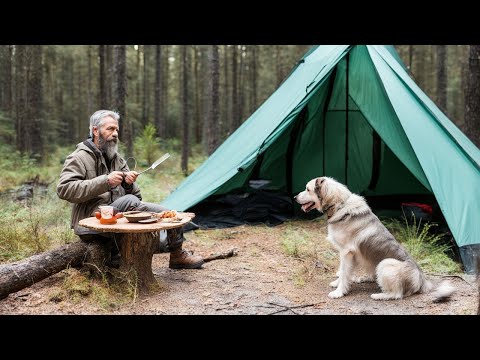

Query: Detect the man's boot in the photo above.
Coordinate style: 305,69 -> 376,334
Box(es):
169,246 -> 204,269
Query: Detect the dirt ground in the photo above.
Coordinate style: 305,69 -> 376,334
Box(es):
0,221 -> 478,315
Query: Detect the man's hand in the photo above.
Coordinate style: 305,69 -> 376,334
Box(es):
123,171 -> 139,185
107,171 -> 124,188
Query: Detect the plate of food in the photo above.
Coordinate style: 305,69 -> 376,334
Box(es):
123,211 -> 155,222
155,210 -> 183,222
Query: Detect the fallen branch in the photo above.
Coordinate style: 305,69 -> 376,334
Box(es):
260,302 -> 319,315
203,248 -> 237,263
0,241 -> 110,300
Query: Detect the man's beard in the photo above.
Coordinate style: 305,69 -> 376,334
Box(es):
98,133 -> 118,160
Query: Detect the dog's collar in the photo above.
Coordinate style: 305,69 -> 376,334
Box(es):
323,204 -> 335,219
328,213 -> 349,224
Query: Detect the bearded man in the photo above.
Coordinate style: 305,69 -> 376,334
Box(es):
57,110 -> 203,269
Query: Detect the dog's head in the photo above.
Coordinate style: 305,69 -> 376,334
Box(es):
294,177 -> 351,213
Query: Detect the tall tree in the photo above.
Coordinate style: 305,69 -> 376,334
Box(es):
408,45 -> 413,70
113,45 -> 130,153
106,46 -> 114,108
99,45 -> 108,108
206,45 -> 219,155
436,45 -> 448,113
87,45 -> 94,116
154,45 -> 166,138
142,45 -> 149,125
238,45 -> 245,122
0,45 -> 13,117
275,45 -> 285,86
193,45 -> 203,144
15,45 -> 28,152
162,45 -> 169,137
230,45 -> 239,133
250,45 -> 258,114
28,45 -> 43,158
464,45 -> 480,148
136,45 -> 142,105
222,45 -> 229,139
180,46 -> 189,175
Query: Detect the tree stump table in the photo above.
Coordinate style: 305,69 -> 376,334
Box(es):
79,213 -> 194,295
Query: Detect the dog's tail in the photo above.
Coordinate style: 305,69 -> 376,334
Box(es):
422,279 -> 456,303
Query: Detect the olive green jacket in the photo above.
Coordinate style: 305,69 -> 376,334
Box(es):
57,139 -> 141,235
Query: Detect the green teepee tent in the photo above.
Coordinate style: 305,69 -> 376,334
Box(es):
162,45 -> 480,266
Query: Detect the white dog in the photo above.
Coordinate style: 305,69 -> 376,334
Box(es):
294,176 -> 455,301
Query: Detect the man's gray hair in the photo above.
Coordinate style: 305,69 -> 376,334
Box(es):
89,110 -> 120,138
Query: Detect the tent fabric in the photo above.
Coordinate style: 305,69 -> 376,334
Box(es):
162,45 -> 480,248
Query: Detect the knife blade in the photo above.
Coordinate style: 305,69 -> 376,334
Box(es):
137,153 -> 170,175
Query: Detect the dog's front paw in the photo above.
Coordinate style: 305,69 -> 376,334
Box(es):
328,289 -> 345,299
329,279 -> 339,288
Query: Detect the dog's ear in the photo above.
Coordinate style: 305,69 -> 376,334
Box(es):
314,178 -> 322,197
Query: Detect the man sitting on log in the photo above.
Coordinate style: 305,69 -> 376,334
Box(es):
57,109 -> 204,269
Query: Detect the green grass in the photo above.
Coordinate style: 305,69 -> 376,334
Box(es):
0,139 -> 463,280
383,216 -> 461,274
0,141 -> 207,264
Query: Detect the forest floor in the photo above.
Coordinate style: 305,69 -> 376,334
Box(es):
0,220 -> 478,315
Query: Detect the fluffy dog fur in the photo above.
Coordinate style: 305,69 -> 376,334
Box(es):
294,176 -> 455,301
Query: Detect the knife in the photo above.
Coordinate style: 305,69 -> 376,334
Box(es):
136,153 -> 170,175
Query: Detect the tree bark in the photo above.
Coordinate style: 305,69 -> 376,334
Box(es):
15,45 -> 27,153
1,45 -> 13,117
194,45 -> 202,144
231,45 -> 239,133
408,45 -> 413,71
181,45 -> 189,175
117,232 -> 159,295
0,241 -> 92,299
251,45 -> 257,114
142,45 -> 149,125
154,45 -> 165,137
28,45 -> 43,159
99,45 -> 108,108
162,46 -> 169,137
464,45 -> 480,148
113,45 -> 131,153
207,45 -> 219,155
87,45 -> 94,116
436,45 -> 447,113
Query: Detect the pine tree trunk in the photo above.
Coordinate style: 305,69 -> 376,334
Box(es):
99,45 -> 108,108
87,45 -> 94,116
28,45 -> 43,159
408,45 -> 413,71
231,45 -> 239,133
251,45 -> 257,113
222,45 -> 229,138
1,45 -> 13,117
142,45 -> 149,125
436,45 -> 447,113
181,46 -> 189,175
106,46 -> 114,108
194,45 -> 202,144
207,45 -> 220,155
113,45 -> 131,153
162,46 -> 169,137
464,45 -> 480,148
238,45 -> 245,122
155,45 -> 165,137
136,45 -> 141,105
15,45 -> 27,153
